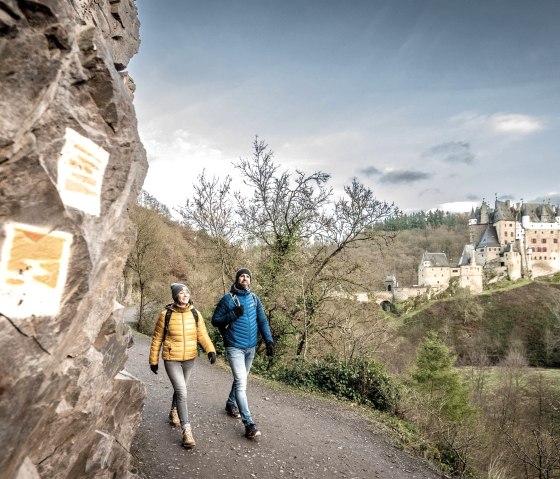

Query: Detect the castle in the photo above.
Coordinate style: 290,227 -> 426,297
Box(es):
417,198 -> 560,294
369,198 -> 560,308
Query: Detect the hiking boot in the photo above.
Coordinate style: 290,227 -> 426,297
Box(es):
225,402 -> 241,418
182,425 -> 196,448
169,407 -> 180,428
245,423 -> 261,439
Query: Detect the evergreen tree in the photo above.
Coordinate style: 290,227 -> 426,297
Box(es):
411,331 -> 475,422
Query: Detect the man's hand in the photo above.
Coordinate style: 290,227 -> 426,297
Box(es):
233,305 -> 244,317
150,364 -> 158,374
208,352 -> 216,364
265,341 -> 274,357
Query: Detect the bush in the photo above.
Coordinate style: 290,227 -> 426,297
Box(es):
258,355 -> 400,412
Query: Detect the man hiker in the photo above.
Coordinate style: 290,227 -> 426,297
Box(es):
211,268 -> 274,438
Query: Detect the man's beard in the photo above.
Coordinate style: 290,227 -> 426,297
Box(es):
235,281 -> 249,290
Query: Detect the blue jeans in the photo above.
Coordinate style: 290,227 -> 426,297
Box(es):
164,359 -> 195,428
226,346 -> 255,425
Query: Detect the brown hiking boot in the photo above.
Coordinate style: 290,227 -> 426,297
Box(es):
169,407 -> 180,428
182,424 -> 196,448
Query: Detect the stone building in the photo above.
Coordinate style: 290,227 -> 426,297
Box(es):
374,198 -> 558,307
416,197 -> 560,297
469,198 -> 560,279
418,252 -> 451,288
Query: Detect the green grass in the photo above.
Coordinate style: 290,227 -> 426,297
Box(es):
460,365 -> 560,390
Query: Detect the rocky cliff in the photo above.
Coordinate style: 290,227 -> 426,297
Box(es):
0,1 -> 147,477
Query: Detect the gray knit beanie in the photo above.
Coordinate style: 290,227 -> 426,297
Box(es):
171,283 -> 189,300
235,268 -> 252,282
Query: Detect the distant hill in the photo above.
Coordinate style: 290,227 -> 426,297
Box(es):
399,281 -> 560,367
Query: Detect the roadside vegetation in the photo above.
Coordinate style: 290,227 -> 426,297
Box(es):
122,137 -> 560,479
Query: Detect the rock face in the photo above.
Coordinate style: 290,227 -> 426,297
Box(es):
0,1 -> 147,478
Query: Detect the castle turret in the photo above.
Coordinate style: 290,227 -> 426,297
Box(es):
480,200 -> 489,224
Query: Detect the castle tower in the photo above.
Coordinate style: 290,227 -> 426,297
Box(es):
384,274 -> 398,292
480,200 -> 489,224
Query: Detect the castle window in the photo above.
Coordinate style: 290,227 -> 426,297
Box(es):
554,239 -> 558,244
543,247 -> 547,252
532,238 -> 537,244
542,239 -> 547,244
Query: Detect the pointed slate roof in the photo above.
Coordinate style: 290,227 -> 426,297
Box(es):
521,202 -> 558,223
421,252 -> 449,267
458,243 -> 484,266
477,225 -> 500,248
493,199 -> 516,222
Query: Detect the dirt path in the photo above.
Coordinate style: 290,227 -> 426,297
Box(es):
126,329 -> 444,479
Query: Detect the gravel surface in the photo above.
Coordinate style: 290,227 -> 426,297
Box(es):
126,328 -> 444,479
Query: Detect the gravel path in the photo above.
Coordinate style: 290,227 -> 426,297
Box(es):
126,328 -> 444,479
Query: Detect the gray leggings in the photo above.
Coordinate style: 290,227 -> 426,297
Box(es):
164,359 -> 195,428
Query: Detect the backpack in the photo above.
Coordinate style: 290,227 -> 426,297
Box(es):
225,292 -> 257,330
162,307 -> 199,342
229,292 -> 257,307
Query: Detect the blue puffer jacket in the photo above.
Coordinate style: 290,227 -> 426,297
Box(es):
211,285 -> 273,348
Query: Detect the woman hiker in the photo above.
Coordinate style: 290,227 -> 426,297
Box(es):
149,283 -> 216,448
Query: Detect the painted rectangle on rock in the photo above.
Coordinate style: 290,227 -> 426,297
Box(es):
0,223 -> 73,318
57,127 -> 109,216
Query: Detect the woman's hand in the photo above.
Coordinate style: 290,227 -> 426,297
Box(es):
150,364 -> 158,374
208,352 -> 216,364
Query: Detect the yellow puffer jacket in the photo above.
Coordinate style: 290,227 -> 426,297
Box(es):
149,303 -> 215,364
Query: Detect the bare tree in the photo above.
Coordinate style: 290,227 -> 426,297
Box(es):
172,137 -> 399,359
319,299 -> 392,362
176,170 -> 240,294
498,373 -> 560,479
233,137 -> 400,358
126,205 -> 168,331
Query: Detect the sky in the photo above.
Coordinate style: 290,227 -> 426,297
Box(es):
128,0 -> 560,215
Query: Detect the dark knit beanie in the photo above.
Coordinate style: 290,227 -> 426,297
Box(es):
171,283 -> 189,300
235,268 -> 252,282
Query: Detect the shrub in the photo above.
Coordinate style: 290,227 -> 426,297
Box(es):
257,355 -> 400,412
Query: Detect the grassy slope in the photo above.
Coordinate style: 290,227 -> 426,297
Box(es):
398,281 -> 560,367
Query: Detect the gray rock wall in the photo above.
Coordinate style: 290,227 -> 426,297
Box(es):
0,1 -> 147,477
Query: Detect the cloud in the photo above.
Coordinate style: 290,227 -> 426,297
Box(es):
497,194 -> 516,201
530,192 -> 560,205
435,201 -> 479,213
142,128 -> 225,165
451,112 -> 544,136
418,187 -> 441,197
422,141 -> 475,164
358,165 -> 381,177
489,114 -> 544,135
139,128 -> 238,209
380,170 -> 431,184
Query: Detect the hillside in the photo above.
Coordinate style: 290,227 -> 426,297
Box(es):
398,281 -> 560,367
